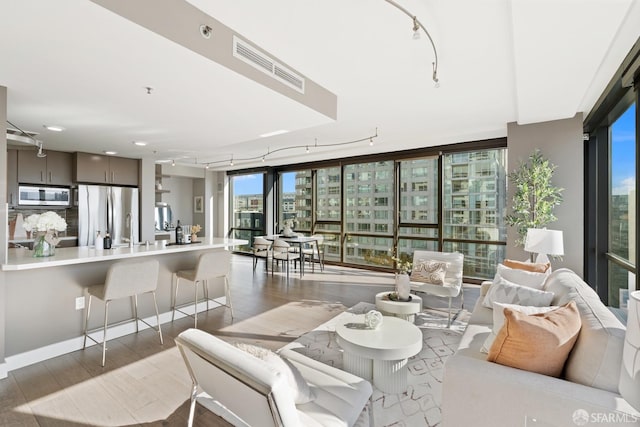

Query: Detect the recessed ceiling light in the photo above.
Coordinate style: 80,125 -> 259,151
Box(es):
104,150 -> 117,155
132,141 -> 147,146
43,125 -> 65,132
259,129 -> 289,138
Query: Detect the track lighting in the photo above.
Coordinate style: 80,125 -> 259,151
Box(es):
36,141 -> 46,158
171,159 -> 175,166
412,16 -> 420,40
203,129 -> 379,168
384,0 -> 439,85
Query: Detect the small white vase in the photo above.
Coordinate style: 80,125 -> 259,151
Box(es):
396,273 -> 411,301
282,226 -> 293,237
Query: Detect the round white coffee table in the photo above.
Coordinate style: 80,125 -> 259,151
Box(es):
336,314 -> 423,393
375,292 -> 423,323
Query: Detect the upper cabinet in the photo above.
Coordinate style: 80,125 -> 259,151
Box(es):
74,152 -> 139,186
17,149 -> 73,186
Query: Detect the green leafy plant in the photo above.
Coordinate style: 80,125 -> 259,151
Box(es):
505,149 -> 563,247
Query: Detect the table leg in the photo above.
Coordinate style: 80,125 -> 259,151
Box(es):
373,358 -> 408,394
343,352 -> 373,381
298,242 -> 304,277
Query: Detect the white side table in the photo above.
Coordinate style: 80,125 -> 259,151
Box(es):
375,292 -> 422,323
336,314 -> 423,393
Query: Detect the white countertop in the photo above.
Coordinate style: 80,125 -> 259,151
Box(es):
2,237 -> 247,271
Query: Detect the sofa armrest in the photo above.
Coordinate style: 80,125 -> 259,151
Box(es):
442,351 -> 639,427
480,280 -> 492,296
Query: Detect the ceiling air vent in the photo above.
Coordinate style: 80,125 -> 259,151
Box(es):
233,36 -> 305,94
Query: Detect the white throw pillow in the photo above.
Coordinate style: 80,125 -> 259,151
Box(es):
482,277 -> 554,309
480,302 -> 559,353
235,343 -> 315,404
410,260 -> 448,285
494,263 -> 549,290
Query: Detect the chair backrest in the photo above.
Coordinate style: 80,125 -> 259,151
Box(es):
194,250 -> 231,282
176,328 -> 299,427
272,239 -> 291,254
103,258 -> 160,300
412,250 -> 464,286
311,234 -> 324,246
254,237 -> 272,252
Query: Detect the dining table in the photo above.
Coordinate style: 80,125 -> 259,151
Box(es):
262,234 -> 322,276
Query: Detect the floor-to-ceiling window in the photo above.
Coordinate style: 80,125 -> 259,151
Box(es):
278,170 -> 312,233
315,166 -> 342,262
584,41 -> 639,307
443,149 -> 507,277
397,157 -> 439,260
343,161 -> 395,267
608,102 -> 636,308
228,140 -> 508,280
229,172 -> 265,252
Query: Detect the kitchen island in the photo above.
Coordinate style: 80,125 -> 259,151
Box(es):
0,237 -> 246,377
2,237 -> 245,271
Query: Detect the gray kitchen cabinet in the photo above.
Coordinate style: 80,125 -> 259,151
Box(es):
17,149 -> 72,186
108,156 -> 139,186
7,149 -> 18,206
75,152 -> 139,186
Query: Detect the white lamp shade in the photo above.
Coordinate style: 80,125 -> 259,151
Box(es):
524,229 -> 564,256
620,291 -> 640,411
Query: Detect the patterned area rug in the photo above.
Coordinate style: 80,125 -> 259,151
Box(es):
281,302 -> 470,427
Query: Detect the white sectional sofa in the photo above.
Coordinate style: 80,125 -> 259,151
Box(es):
442,268 -> 640,427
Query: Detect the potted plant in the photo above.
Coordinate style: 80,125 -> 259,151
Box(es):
505,149 -> 563,247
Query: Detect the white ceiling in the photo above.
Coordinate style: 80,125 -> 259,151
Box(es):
1,0 -> 639,171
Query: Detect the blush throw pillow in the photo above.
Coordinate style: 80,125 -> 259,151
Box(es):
503,259 -> 551,274
482,278 -> 554,309
480,302 -> 559,353
494,263 -> 549,290
410,260 -> 448,285
235,343 -> 315,404
487,301 -> 582,377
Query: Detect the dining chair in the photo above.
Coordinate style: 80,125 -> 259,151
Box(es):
83,258 -> 163,366
302,234 -> 325,272
252,236 -> 272,272
271,239 -> 301,283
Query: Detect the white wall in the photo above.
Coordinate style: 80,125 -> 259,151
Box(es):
506,114 -> 584,276
162,176 -> 194,227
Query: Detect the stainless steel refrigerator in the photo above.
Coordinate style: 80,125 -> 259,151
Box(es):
77,185 -> 139,247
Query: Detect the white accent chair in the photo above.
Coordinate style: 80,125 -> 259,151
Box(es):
272,239 -> 301,283
83,258 -> 163,367
176,328 -> 373,427
172,250 -> 233,328
253,236 -> 272,272
410,250 -> 464,327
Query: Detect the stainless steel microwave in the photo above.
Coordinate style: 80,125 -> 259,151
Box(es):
18,185 -> 71,206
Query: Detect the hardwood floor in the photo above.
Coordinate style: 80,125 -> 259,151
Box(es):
1,254 -> 473,426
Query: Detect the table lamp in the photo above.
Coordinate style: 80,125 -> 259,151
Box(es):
524,228 -> 564,264
619,291 -> 640,411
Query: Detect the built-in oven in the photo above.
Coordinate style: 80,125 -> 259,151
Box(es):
18,185 -> 71,206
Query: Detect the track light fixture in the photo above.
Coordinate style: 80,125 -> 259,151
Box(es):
202,129 -> 379,168
384,0 -> 439,86
171,159 -> 176,166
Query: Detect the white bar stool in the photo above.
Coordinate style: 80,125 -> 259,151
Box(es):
172,250 -> 233,328
83,258 -> 163,367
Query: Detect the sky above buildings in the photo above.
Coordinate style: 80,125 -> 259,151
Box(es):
232,171 -> 295,195
611,103 -> 636,196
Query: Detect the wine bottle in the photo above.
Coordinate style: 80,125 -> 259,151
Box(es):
176,220 -> 183,244
103,233 -> 112,249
